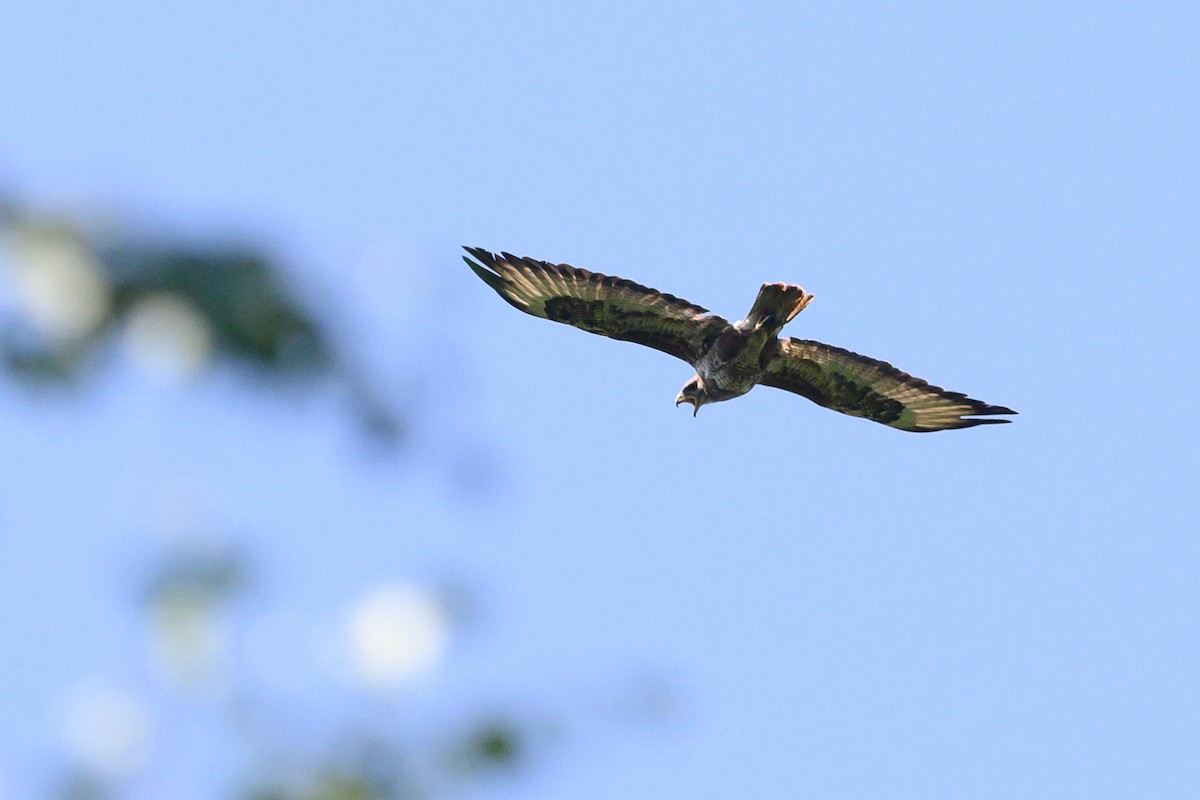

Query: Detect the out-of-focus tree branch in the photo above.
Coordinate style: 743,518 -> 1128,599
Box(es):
0,187 -> 550,800
0,191 -> 402,448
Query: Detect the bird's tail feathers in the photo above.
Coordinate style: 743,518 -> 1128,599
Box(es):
746,283 -> 813,332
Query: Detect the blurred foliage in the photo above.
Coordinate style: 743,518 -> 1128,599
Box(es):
452,723 -> 524,773
240,737 -> 414,800
141,542 -> 249,690
53,772 -> 112,800
0,188 -> 542,800
0,194 -> 402,448
134,544 -> 535,799
143,543 -> 248,608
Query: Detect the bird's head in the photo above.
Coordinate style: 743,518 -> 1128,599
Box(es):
675,376 -> 709,417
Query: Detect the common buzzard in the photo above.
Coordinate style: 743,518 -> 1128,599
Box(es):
463,247 -> 1015,432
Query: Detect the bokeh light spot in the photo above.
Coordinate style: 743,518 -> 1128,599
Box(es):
122,293 -> 214,380
59,685 -> 153,778
348,584 -> 449,691
5,227 -> 110,340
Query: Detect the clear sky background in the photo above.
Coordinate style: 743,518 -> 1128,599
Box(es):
2,2 -> 1198,798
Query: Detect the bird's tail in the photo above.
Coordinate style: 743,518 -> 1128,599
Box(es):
745,283 -> 814,333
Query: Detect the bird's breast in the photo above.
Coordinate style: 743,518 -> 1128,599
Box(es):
697,330 -> 769,398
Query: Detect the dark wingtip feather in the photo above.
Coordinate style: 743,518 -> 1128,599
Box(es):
967,403 -> 1018,417
462,247 -> 514,299
910,417 -> 1012,433
462,246 -> 497,267
961,417 -> 1013,427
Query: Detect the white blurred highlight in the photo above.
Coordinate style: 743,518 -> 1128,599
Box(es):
348,584 -> 449,691
5,228 -> 110,340
60,685 -> 153,777
123,293 -> 214,380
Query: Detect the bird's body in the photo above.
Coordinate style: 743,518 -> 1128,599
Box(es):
695,326 -> 769,402
463,247 -> 1015,432
688,283 -> 812,405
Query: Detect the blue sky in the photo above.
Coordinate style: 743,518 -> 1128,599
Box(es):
1,2 -> 1197,798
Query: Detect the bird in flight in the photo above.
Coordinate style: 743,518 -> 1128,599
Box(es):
463,247 -> 1015,432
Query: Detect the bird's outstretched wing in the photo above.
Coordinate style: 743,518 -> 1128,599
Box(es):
761,338 -> 1016,432
463,247 -> 729,365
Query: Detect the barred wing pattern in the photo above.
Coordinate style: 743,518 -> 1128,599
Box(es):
463,247 -> 729,364
761,338 -> 1017,432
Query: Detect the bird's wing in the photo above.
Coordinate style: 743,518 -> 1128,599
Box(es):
463,247 -> 729,365
761,338 -> 1016,432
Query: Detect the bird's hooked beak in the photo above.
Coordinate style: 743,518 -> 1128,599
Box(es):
675,392 -> 699,417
